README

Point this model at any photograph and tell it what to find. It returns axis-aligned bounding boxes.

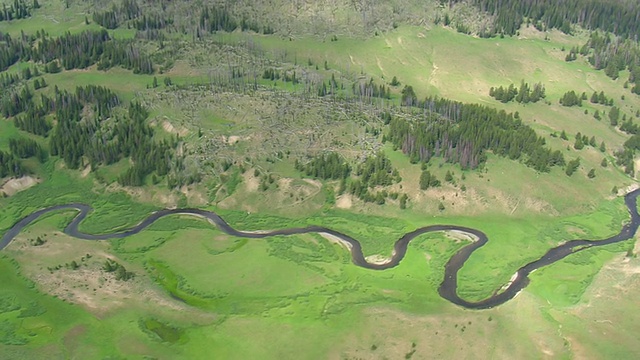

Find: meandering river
[2,188,639,309]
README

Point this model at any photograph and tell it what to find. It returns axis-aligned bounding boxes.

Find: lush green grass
[0,120,20,152]
[3,155,629,306]
[3,7,640,359]
[95,158,131,184]
[0,161,157,235]
[0,149,637,359]
[4,193,637,358]
[0,0,96,37]
[41,67,157,101]
[0,254,126,358]
[7,176,622,309]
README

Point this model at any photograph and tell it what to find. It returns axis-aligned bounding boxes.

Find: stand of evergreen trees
[0,85,32,117]
[559,91,582,107]
[452,0,640,39]
[385,96,564,172]
[419,170,440,190]
[133,14,173,31]
[354,153,401,187]
[295,152,350,180]
[589,91,613,106]
[197,5,273,37]
[0,150,26,178]
[9,137,46,162]
[571,32,640,93]
[0,81,177,186]
[262,68,298,83]
[92,0,141,29]
[489,81,545,103]
[614,121,640,175]
[0,29,154,74]
[13,107,50,136]
[0,0,38,22]
[296,152,401,205]
[48,94,175,186]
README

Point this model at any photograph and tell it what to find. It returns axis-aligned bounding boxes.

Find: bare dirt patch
[6,232,195,318]
[565,226,586,237]
[444,230,479,243]
[320,232,352,251]
[104,183,180,208]
[161,120,189,137]
[365,254,393,265]
[243,172,260,192]
[222,135,241,145]
[180,185,208,206]
[80,166,91,178]
[336,194,353,209]
[1,176,39,196]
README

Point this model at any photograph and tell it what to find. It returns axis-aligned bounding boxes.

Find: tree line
[0,0,38,22]
[196,4,273,37]
[0,150,25,178]
[388,96,564,172]
[92,0,141,29]
[451,0,640,39]
[0,29,154,75]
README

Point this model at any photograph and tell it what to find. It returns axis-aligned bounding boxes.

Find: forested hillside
[452,0,640,38]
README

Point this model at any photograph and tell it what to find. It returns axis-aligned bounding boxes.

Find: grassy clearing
[0,254,111,358]
[229,25,637,156]
[41,67,157,101]
[0,120,19,152]
[0,0,95,37]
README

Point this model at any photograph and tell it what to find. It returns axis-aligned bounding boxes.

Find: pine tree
[565,158,580,176]
[609,107,620,126]
[420,170,440,190]
[399,193,408,209]
[594,110,601,120]
[445,170,454,183]
[560,130,568,140]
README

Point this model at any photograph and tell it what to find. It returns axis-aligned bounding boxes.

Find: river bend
[2,188,639,309]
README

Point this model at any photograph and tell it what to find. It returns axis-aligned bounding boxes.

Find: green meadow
[1,158,638,358]
[1,0,640,358]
